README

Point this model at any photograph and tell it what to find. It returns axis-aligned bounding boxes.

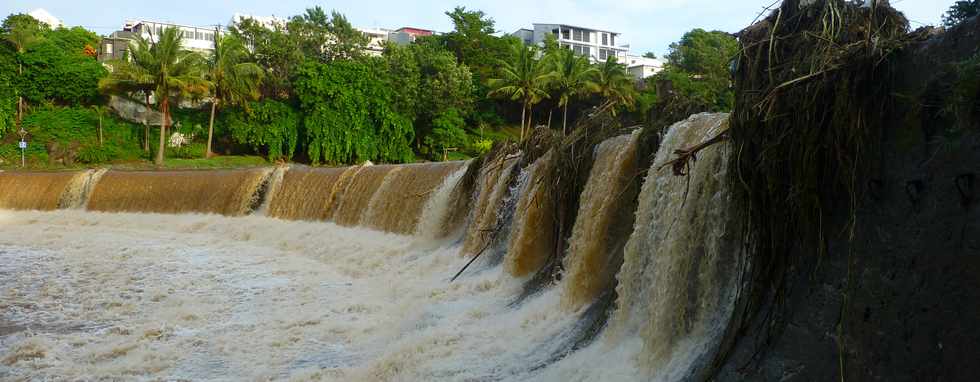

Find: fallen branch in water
[657,128,730,176]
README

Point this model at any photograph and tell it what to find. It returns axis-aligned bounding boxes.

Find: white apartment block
[125,20,222,53]
[513,23,629,64]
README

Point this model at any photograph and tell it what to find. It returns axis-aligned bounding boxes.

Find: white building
[28,8,63,28]
[357,27,394,56]
[126,20,221,53]
[512,23,629,63]
[230,13,287,30]
[625,55,664,81]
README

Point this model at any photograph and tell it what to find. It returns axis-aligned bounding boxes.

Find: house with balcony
[512,23,629,64]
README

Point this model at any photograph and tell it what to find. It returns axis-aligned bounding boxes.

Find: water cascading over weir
[0,111,746,380]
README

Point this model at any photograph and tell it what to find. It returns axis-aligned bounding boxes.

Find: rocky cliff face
[717,16,980,381]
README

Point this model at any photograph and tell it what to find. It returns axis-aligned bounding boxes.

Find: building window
[573,29,582,42]
[582,46,590,57]
[582,31,590,43]
[561,29,570,40]
[600,49,608,60]
[602,33,608,46]
[610,34,616,46]
[105,43,112,54]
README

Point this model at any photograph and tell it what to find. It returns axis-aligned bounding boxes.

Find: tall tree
[288,7,368,62]
[488,43,552,140]
[230,18,302,99]
[547,48,598,134]
[594,57,637,114]
[943,0,979,27]
[204,32,263,158]
[99,27,206,165]
[90,104,107,146]
[2,14,46,135]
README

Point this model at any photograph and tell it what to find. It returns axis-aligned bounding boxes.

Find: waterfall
[415,162,471,239]
[609,113,742,380]
[561,130,642,309]
[255,165,288,216]
[0,171,81,211]
[0,114,747,381]
[362,162,465,235]
[58,168,108,209]
[504,150,558,277]
[265,165,351,221]
[332,165,398,227]
[460,153,520,257]
[87,168,272,216]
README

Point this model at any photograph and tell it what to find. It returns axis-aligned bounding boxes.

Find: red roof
[396,27,433,36]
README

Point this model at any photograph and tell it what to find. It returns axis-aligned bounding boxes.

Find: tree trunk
[520,104,527,141]
[547,108,553,130]
[16,63,22,132]
[98,114,103,146]
[527,106,534,138]
[144,94,151,152]
[563,104,569,136]
[206,100,217,158]
[156,98,168,165]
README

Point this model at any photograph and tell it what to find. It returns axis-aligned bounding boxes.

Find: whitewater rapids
[0,210,639,381]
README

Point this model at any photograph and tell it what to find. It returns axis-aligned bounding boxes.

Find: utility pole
[18,128,27,168]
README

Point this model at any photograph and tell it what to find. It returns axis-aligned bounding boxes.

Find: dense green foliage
[223,100,299,161]
[0,105,143,166]
[639,29,738,126]
[0,45,15,135]
[204,33,264,157]
[294,59,414,164]
[943,0,979,27]
[19,36,106,105]
[3,6,713,168]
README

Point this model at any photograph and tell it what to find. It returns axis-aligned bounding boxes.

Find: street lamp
[17,128,27,168]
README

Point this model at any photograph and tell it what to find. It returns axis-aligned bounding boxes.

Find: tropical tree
[594,56,636,114]
[943,0,979,27]
[488,43,552,140]
[547,48,598,134]
[90,104,107,146]
[2,14,46,134]
[204,32,263,158]
[99,27,206,165]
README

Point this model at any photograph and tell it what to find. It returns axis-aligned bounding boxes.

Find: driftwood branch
[657,129,730,176]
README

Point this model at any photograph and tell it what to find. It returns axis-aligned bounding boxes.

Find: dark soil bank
[717,16,980,382]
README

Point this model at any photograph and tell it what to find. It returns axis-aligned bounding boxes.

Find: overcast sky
[3,0,951,56]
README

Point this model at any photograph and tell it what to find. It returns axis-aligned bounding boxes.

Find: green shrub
[76,145,120,164]
[224,100,300,161]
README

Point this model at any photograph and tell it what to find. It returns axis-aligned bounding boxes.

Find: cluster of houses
[26,8,664,82]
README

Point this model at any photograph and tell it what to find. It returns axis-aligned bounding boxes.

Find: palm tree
[100,27,207,165]
[90,105,108,146]
[594,56,637,115]
[547,48,598,135]
[204,31,263,158]
[3,15,44,135]
[488,43,552,141]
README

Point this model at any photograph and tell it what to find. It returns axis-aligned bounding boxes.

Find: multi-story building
[128,20,221,52]
[625,55,664,81]
[99,20,222,62]
[512,23,629,63]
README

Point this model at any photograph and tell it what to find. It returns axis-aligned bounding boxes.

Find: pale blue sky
[2,0,951,56]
